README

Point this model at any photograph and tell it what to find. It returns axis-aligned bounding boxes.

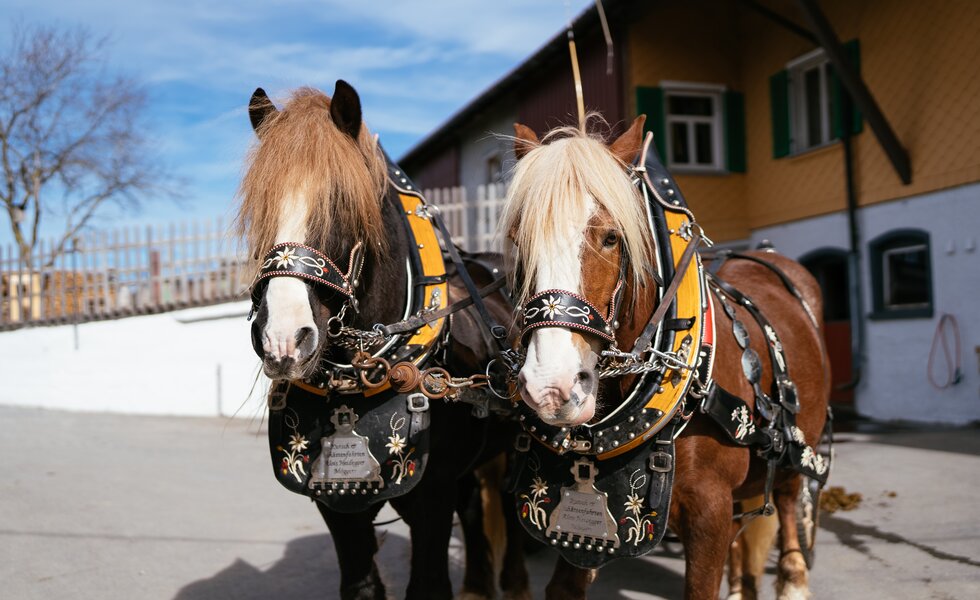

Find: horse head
[503,116,654,426]
[237,81,389,380]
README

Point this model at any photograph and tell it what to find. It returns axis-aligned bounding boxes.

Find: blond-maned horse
[501,117,829,599]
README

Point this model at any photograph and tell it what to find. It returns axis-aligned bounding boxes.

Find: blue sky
[3,0,590,241]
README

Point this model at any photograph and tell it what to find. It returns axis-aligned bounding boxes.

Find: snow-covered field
[0,302,269,418]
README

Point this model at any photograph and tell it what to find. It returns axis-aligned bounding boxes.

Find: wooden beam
[795,0,912,184]
[736,0,817,44]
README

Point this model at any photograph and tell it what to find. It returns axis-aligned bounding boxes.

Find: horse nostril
[576,370,592,383]
[295,326,313,345]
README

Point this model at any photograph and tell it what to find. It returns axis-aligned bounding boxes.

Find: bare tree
[0,23,168,267]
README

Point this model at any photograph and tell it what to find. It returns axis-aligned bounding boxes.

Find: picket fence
[0,184,507,330]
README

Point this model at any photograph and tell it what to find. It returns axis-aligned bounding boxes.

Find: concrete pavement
[1,405,978,599]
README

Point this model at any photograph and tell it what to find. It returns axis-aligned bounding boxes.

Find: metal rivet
[407,185,413,190]
[562,541,569,547]
[551,539,558,545]
[394,170,400,175]
[373,489,379,494]
[612,441,619,447]
[673,200,680,205]
[315,490,321,496]
[529,425,536,432]
[418,244,424,249]
[661,178,669,185]
[574,543,581,549]
[338,489,345,495]
[596,431,603,437]
[628,416,635,423]
[597,446,604,452]
[586,544,593,550]
[326,490,333,495]
[628,433,635,439]
[608,548,615,554]
[667,189,675,196]
[400,177,407,183]
[613,426,620,432]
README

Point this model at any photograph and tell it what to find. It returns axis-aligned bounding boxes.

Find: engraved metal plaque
[308,405,383,492]
[546,458,620,550]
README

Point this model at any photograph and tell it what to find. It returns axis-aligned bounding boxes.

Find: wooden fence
[0,219,250,331]
[0,184,507,331]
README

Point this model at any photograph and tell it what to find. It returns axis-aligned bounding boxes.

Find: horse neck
[604,274,659,407]
[348,192,409,331]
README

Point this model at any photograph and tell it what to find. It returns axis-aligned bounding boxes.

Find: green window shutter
[724,90,746,173]
[636,86,666,161]
[769,70,791,158]
[831,39,863,138]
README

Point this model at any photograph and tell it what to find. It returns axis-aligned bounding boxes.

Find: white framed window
[788,48,834,152]
[661,81,724,172]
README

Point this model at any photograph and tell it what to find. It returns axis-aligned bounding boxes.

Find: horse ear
[248,88,278,134]
[330,79,363,139]
[513,123,539,160]
[608,115,646,165]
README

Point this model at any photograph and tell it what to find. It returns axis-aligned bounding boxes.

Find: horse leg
[729,496,779,600]
[773,476,810,600]
[544,557,595,600]
[498,484,531,600]
[674,483,736,600]
[727,525,744,600]
[392,471,458,600]
[456,471,495,600]
[315,501,386,600]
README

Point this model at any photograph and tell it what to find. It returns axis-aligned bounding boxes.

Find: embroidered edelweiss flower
[530,477,549,499]
[274,247,297,269]
[542,295,564,320]
[791,426,807,445]
[624,493,644,514]
[288,433,309,452]
[386,433,407,455]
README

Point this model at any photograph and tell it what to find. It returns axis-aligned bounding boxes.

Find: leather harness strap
[380,277,507,337]
[629,230,701,357]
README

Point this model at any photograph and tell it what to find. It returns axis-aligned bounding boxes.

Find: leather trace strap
[251,242,360,308]
[521,289,615,345]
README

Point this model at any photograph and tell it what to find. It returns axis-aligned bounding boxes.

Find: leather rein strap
[629,228,701,357]
[380,276,507,337]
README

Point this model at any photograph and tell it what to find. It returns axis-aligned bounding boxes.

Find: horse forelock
[501,128,653,308]
[236,87,387,268]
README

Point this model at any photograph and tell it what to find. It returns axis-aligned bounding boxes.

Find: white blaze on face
[262,191,318,362]
[519,195,599,426]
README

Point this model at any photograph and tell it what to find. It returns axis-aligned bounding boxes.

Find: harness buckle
[514,433,532,452]
[649,450,673,473]
[407,393,429,413]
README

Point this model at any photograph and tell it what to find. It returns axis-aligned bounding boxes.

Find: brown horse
[237,82,526,600]
[501,117,830,599]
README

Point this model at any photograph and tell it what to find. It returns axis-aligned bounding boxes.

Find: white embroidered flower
[624,493,644,515]
[274,247,297,269]
[530,477,549,500]
[386,433,407,456]
[791,426,807,445]
[288,433,309,452]
[542,295,564,320]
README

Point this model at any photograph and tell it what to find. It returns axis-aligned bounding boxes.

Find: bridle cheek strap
[520,289,616,346]
[250,242,360,307]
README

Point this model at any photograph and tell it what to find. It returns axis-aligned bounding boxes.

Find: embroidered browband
[521,289,615,345]
[251,242,356,306]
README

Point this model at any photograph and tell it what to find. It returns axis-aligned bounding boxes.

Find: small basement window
[869,229,933,319]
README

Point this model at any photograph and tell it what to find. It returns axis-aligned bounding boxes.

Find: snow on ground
[0,301,269,418]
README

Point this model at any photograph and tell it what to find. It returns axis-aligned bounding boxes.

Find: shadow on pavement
[174,534,339,600]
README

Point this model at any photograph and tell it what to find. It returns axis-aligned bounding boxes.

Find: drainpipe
[839,101,864,391]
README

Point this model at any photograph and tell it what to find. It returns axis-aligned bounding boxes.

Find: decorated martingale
[509,145,713,568]
[263,157,452,512]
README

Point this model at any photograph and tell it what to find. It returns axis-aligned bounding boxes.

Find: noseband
[250,241,366,318]
[520,279,624,347]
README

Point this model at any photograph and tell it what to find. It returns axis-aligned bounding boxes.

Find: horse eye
[602,231,619,248]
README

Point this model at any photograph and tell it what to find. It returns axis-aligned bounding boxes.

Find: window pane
[670,122,689,164]
[668,95,713,116]
[804,67,822,146]
[884,246,929,307]
[695,123,713,165]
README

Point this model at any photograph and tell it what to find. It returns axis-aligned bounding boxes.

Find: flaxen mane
[236,87,387,264]
[500,126,654,307]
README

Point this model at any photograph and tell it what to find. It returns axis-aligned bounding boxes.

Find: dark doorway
[800,248,853,404]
